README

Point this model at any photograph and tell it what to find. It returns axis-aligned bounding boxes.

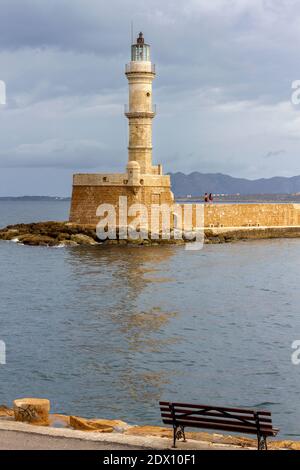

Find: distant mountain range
[169,172,300,196]
[2,173,300,200]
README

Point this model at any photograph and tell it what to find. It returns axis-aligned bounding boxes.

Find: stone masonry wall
[69,185,174,226]
[201,203,300,228]
[70,187,300,229]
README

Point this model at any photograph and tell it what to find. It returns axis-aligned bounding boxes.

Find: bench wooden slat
[162,418,276,437]
[159,401,271,416]
[161,412,273,425]
[162,415,274,431]
[160,409,272,424]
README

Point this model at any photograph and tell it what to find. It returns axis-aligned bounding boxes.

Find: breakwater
[1,221,300,246]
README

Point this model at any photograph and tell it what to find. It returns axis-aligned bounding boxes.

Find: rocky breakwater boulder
[0,222,189,247]
[0,221,100,247]
[0,405,14,418]
[204,226,300,244]
[2,221,300,247]
[13,398,50,426]
[70,234,99,245]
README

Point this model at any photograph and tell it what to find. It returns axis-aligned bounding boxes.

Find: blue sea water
[0,200,300,438]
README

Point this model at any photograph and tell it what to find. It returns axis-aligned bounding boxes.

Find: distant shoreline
[0,196,71,201]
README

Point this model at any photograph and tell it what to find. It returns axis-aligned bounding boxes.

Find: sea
[0,200,299,438]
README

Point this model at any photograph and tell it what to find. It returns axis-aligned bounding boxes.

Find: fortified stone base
[69,173,174,226]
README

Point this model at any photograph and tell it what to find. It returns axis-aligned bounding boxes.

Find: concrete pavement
[0,429,145,450]
[0,419,251,450]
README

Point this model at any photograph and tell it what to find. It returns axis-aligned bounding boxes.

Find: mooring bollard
[13,398,50,426]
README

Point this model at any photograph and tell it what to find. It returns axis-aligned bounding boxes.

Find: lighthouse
[125,32,156,175]
[69,32,174,225]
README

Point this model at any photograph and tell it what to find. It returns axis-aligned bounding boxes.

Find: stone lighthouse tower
[69,32,174,226]
[125,32,156,175]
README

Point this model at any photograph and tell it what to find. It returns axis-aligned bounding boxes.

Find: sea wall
[200,203,300,228]
[1,402,299,450]
[1,222,300,246]
[71,193,300,229]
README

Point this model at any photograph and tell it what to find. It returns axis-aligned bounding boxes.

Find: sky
[0,0,299,196]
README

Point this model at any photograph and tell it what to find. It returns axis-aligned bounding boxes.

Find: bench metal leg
[180,425,186,442]
[257,434,267,451]
[172,426,178,448]
[172,425,186,448]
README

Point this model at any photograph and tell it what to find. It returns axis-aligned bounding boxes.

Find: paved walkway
[0,429,145,450]
[0,420,250,451]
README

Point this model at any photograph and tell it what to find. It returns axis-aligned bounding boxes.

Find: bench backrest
[159,401,275,437]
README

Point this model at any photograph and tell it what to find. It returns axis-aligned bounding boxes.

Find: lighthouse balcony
[125,63,155,74]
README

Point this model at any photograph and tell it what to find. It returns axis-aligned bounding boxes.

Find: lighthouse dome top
[131,32,150,62]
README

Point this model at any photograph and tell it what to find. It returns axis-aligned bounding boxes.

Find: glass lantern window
[131,45,150,61]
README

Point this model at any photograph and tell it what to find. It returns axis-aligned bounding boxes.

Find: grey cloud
[0,0,298,102]
[0,139,112,168]
[264,149,285,159]
[0,0,299,197]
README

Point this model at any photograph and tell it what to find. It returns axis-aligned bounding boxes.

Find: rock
[125,426,256,447]
[69,416,114,432]
[289,441,300,450]
[3,220,300,248]
[57,233,71,241]
[0,222,102,247]
[269,440,300,450]
[172,239,185,245]
[0,229,19,241]
[58,240,78,247]
[90,418,130,432]
[126,426,295,449]
[118,239,128,245]
[13,398,50,426]
[0,405,14,417]
[103,239,119,245]
[70,234,99,245]
[127,238,144,245]
[81,230,99,242]
[18,234,56,246]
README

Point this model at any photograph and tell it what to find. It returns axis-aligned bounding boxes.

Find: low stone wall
[202,203,300,228]
[176,202,300,228]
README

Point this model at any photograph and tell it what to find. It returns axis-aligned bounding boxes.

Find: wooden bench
[159,401,279,450]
